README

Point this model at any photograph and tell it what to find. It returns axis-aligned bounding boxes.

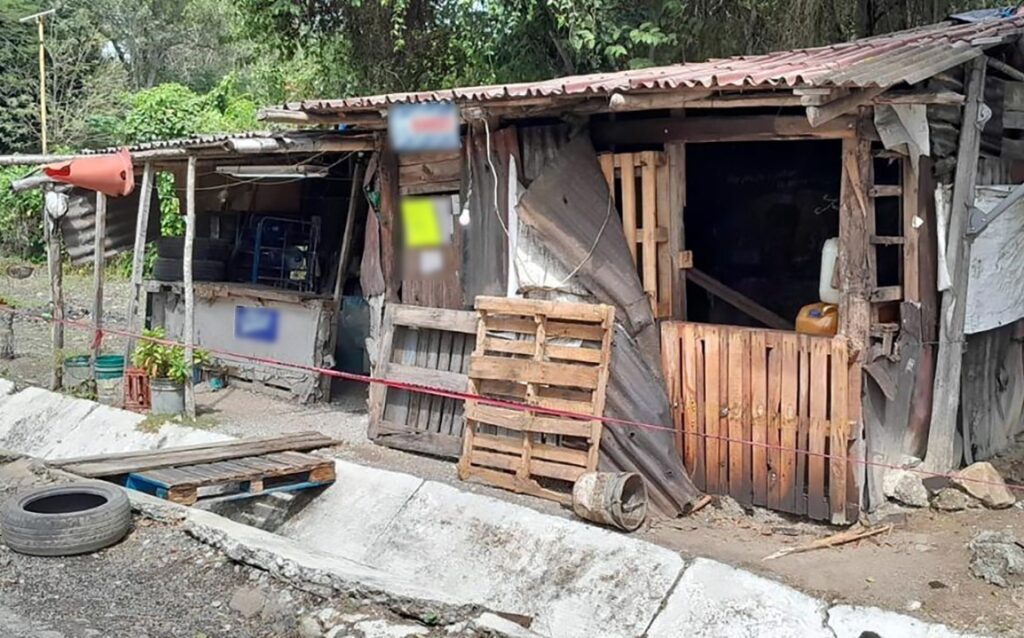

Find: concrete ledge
[646,558,832,638]
[828,605,985,638]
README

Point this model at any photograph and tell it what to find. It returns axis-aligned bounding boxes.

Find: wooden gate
[661,322,853,523]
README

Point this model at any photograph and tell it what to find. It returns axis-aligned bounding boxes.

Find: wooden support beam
[987,57,1024,82]
[44,192,65,390]
[333,160,365,305]
[807,88,887,128]
[123,163,154,375]
[184,155,197,420]
[90,192,107,381]
[873,90,965,105]
[838,134,873,361]
[608,90,713,112]
[925,56,987,473]
[687,267,793,330]
[592,115,857,147]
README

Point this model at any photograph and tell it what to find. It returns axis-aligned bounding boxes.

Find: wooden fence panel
[662,321,853,522]
[599,151,673,317]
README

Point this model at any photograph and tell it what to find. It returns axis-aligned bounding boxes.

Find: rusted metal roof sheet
[273,16,1024,115]
[81,132,275,155]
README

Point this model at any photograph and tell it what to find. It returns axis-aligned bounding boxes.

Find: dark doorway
[685,140,842,327]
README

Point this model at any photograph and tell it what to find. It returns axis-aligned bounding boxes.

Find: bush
[131,327,210,384]
[0,167,44,261]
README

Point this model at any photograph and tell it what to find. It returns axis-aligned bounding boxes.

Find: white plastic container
[819,237,841,304]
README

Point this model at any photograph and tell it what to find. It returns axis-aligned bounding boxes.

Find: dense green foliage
[0,0,1010,259]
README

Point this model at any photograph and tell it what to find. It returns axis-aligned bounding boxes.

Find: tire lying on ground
[0,481,132,556]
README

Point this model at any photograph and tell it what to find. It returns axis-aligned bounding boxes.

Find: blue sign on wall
[234,306,279,343]
[388,102,460,153]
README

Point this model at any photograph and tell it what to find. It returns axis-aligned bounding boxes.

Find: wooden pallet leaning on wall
[599,151,674,318]
[661,322,852,523]
[368,304,479,459]
[458,296,615,503]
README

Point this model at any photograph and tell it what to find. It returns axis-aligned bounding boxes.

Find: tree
[0,0,43,154]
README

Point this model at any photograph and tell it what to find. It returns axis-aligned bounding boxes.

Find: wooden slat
[599,154,615,205]
[385,362,468,393]
[482,336,603,364]
[620,153,638,262]
[830,338,850,522]
[472,433,589,467]
[779,334,799,512]
[475,296,613,323]
[681,323,700,483]
[693,325,707,490]
[390,304,479,334]
[795,336,810,516]
[902,159,921,303]
[869,286,903,302]
[766,332,783,510]
[661,322,684,455]
[469,355,600,390]
[750,330,768,507]
[703,325,722,494]
[641,151,659,311]
[57,433,337,478]
[465,403,594,438]
[808,338,830,520]
[483,316,606,342]
[727,329,746,501]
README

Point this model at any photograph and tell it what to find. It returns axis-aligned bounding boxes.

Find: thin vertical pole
[45,195,63,390]
[184,156,197,419]
[90,192,107,380]
[37,17,47,154]
[124,164,154,358]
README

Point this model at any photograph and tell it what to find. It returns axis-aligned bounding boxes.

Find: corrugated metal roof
[272,16,1024,115]
[82,132,275,155]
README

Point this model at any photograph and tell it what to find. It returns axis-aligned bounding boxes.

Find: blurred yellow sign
[401,197,443,248]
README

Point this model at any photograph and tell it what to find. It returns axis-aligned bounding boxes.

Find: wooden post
[333,160,366,305]
[124,164,155,364]
[184,156,197,419]
[44,194,64,390]
[378,146,401,303]
[925,56,987,472]
[90,192,107,380]
[0,306,13,360]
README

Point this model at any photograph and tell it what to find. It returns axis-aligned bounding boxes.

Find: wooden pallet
[368,304,478,459]
[599,151,676,318]
[661,322,851,523]
[457,296,615,503]
[123,451,336,505]
[54,432,338,478]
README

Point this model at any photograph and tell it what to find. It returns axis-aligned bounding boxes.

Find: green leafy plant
[131,327,210,384]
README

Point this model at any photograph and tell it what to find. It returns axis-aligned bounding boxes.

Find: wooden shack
[258,14,1024,521]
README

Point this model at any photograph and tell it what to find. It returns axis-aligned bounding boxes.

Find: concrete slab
[828,605,985,638]
[276,459,425,561]
[0,387,228,460]
[366,480,684,638]
[0,387,99,455]
[0,378,15,396]
[646,558,831,638]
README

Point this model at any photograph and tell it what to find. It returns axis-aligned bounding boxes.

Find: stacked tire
[152,237,230,282]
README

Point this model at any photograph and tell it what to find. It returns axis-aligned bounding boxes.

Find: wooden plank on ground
[56,433,338,478]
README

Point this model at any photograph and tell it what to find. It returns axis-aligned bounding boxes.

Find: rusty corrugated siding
[272,16,1024,116]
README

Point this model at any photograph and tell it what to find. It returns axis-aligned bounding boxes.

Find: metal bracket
[967,180,1024,235]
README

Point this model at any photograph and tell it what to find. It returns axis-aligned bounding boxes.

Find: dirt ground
[3,258,1024,637]
[0,457,450,638]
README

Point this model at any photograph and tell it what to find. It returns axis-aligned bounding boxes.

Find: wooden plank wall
[598,151,674,318]
[662,321,852,523]
[368,304,479,458]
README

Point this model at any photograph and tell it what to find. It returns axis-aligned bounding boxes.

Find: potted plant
[131,328,209,415]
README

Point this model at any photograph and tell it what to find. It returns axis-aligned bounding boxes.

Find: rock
[952,462,1016,509]
[228,587,266,619]
[931,487,974,511]
[298,615,323,638]
[883,469,929,507]
[905,600,922,611]
[967,531,1024,588]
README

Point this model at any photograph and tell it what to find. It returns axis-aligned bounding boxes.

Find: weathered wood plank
[750,330,768,507]
[703,325,722,493]
[620,153,638,262]
[779,333,799,512]
[727,329,746,501]
[808,338,829,520]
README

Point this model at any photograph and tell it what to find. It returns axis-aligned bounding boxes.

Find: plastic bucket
[150,377,185,415]
[571,472,648,532]
[63,355,91,386]
[95,354,125,380]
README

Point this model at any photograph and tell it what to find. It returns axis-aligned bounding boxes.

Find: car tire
[152,257,183,281]
[0,482,132,556]
[156,237,231,261]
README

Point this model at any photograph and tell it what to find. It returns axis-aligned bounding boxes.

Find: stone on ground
[228,587,267,618]
[930,487,976,512]
[967,531,1024,588]
[952,462,1016,509]
[883,469,929,507]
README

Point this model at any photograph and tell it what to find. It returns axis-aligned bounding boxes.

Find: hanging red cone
[43,148,135,197]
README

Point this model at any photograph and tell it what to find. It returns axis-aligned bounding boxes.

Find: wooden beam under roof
[592,114,857,146]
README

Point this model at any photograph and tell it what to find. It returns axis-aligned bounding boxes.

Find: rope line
[5,307,1023,496]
